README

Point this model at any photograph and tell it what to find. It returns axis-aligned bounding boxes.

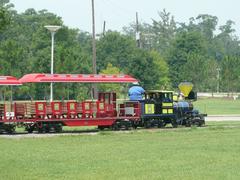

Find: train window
[161,93,173,102]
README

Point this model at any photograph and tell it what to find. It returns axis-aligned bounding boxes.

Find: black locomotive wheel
[171,119,178,128]
[157,120,164,128]
[185,120,191,127]
[192,117,203,127]
[199,120,205,127]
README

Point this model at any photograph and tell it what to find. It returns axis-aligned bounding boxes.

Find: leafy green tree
[149,50,170,89]
[203,59,219,92]
[221,56,240,92]
[195,14,218,41]
[127,49,163,90]
[0,7,94,99]
[167,30,207,87]
[0,0,12,31]
[123,9,176,54]
[98,63,124,98]
[96,31,136,72]
[215,20,240,57]
[181,53,208,91]
[151,9,176,55]
[97,31,170,90]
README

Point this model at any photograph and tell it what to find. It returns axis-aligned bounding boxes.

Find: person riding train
[128,82,145,100]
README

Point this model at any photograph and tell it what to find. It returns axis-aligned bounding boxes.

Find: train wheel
[132,122,138,129]
[38,125,47,133]
[192,117,202,127]
[98,126,105,131]
[27,129,34,133]
[45,127,50,133]
[124,120,132,130]
[25,124,35,133]
[36,122,44,133]
[171,119,178,128]
[157,121,164,128]
[5,124,16,134]
[111,123,120,131]
[125,124,129,130]
[0,123,4,134]
[185,120,191,127]
[197,117,205,127]
[43,123,50,133]
[199,120,205,127]
[37,127,43,133]
[55,123,63,133]
[144,121,151,129]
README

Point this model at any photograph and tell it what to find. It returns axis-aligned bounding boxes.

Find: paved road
[205,115,240,121]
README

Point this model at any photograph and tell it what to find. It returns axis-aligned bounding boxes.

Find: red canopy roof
[0,76,21,85]
[19,74,138,83]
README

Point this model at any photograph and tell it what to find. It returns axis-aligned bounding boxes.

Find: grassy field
[193,98,240,115]
[1,122,240,180]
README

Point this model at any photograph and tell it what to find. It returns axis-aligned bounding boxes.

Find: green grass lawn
[1,122,240,180]
[193,98,240,115]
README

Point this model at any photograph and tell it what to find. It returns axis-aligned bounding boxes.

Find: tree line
[0,0,239,100]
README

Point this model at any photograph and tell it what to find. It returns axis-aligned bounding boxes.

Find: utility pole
[136,12,141,48]
[91,0,98,98]
[103,21,106,37]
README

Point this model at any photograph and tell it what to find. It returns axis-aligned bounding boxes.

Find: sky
[10,0,240,35]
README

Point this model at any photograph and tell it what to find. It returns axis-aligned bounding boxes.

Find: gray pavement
[205,115,240,121]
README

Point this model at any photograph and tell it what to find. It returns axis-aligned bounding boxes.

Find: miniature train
[0,74,206,133]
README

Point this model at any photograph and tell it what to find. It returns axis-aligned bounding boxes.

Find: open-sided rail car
[0,76,22,133]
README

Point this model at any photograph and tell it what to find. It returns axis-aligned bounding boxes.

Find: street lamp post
[217,67,221,93]
[44,25,61,102]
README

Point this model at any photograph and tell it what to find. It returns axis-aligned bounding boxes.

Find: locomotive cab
[140,90,176,128]
[142,90,174,116]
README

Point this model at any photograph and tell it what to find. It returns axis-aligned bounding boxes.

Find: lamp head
[44,25,62,32]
